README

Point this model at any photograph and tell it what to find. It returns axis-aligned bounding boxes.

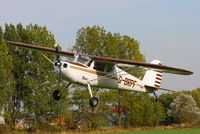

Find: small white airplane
[6,41,193,107]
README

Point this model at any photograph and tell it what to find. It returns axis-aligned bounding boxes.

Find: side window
[94,62,106,72]
[63,63,68,68]
[106,64,114,73]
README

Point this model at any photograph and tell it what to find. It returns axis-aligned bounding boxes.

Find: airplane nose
[54,62,68,73]
[54,62,62,73]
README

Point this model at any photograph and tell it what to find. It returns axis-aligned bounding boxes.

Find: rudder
[142,60,163,88]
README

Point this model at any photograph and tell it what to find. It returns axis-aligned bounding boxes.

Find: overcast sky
[1,0,199,91]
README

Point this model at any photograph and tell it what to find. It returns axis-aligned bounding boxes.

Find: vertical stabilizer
[142,60,163,88]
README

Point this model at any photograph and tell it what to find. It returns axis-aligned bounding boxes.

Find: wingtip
[5,40,9,43]
[184,70,193,75]
[189,71,194,75]
[5,41,14,44]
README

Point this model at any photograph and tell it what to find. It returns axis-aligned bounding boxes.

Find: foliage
[72,26,147,128]
[0,26,15,126]
[69,85,107,129]
[71,25,166,128]
[2,23,70,128]
[189,88,200,108]
[73,26,145,78]
[121,92,165,127]
[158,92,179,125]
[74,26,145,61]
[0,26,4,92]
[168,93,200,124]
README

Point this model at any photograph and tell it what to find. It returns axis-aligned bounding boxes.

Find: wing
[90,56,193,75]
[6,41,75,56]
[6,41,193,75]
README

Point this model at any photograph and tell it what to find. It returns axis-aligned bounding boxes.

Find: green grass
[100,128,200,134]
[2,128,200,134]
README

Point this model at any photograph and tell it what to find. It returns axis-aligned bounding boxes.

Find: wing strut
[39,52,54,64]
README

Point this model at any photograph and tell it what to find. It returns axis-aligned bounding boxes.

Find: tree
[122,93,165,127]
[0,26,16,126]
[73,26,145,127]
[3,23,70,128]
[71,26,167,128]
[0,26,4,91]
[158,92,179,125]
[74,26,145,61]
[168,93,200,124]
[191,88,200,108]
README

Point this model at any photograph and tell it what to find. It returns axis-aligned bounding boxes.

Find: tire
[53,90,61,100]
[89,96,99,107]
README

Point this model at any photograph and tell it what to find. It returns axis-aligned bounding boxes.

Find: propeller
[53,43,62,101]
[54,44,62,77]
[55,45,60,62]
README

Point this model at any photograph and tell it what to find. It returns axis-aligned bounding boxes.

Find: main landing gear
[87,83,99,107]
[89,96,99,107]
[53,82,98,107]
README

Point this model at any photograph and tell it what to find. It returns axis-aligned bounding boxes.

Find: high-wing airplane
[6,41,193,107]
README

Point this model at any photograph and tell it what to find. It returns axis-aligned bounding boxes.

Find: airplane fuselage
[55,60,148,93]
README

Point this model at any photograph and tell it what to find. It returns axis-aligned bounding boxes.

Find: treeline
[0,23,199,131]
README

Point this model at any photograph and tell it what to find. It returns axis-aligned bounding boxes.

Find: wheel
[53,90,61,100]
[89,96,99,107]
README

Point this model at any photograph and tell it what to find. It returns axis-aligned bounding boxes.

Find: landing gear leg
[153,92,158,102]
[53,83,72,101]
[87,83,99,107]
[66,83,72,89]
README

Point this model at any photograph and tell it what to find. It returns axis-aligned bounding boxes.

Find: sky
[0,0,199,91]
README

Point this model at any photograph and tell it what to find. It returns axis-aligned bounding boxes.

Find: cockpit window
[106,64,114,72]
[93,62,114,73]
[94,62,106,72]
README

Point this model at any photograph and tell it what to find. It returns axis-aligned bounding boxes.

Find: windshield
[76,55,91,64]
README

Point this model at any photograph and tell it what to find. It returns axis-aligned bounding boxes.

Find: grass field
[1,128,200,134]
[100,128,200,134]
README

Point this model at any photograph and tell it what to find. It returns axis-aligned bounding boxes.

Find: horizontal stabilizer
[145,85,176,92]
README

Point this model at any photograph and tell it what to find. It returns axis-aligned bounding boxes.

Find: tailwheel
[153,92,158,102]
[53,90,62,100]
[89,96,99,107]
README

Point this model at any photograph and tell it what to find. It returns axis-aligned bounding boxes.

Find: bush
[168,93,200,124]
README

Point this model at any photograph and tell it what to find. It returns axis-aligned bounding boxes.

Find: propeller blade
[55,46,60,62]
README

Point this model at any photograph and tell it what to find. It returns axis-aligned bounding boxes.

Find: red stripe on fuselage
[154,84,160,88]
[156,77,162,81]
[155,81,161,84]
[157,74,162,77]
